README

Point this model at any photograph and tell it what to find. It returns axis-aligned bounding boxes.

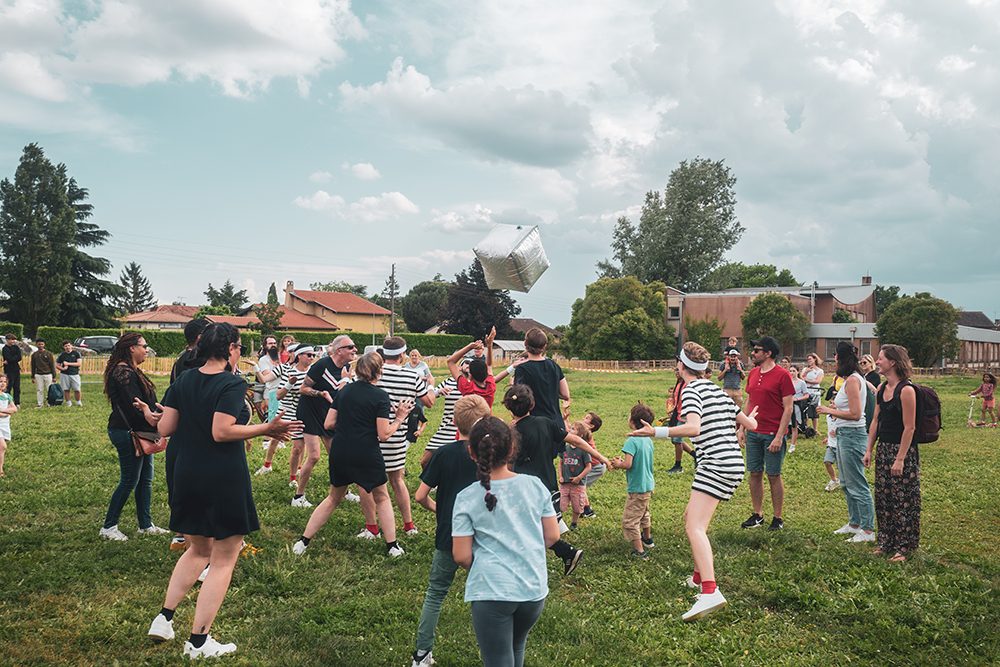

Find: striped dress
[276,363,308,440]
[377,363,429,472]
[680,379,746,501]
[425,377,460,452]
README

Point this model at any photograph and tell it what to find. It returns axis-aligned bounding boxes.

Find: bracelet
[506,365,516,376]
[653,426,670,439]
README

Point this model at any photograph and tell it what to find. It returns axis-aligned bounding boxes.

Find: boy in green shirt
[611,403,656,559]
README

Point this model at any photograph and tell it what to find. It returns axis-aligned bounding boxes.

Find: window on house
[861,340,871,356]
[668,306,680,319]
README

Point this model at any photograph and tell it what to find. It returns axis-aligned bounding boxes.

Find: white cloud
[294,190,419,223]
[342,161,381,180]
[308,170,333,183]
[937,55,976,73]
[0,52,70,102]
[427,204,496,232]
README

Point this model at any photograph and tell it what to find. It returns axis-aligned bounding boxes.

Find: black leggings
[471,599,545,667]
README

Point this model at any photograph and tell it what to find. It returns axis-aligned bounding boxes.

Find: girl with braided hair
[452,416,559,667]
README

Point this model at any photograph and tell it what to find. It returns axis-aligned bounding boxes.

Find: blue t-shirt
[452,474,555,603]
[622,436,655,493]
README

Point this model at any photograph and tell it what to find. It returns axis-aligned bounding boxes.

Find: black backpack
[47,382,64,406]
[910,381,942,444]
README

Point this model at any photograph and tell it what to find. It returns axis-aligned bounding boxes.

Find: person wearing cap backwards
[740,336,795,531]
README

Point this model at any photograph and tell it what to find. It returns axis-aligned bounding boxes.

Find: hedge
[33,326,259,356]
[35,326,120,345]
[0,321,24,340]
[277,331,474,357]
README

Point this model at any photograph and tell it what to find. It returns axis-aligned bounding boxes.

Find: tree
[370,273,400,310]
[253,302,283,337]
[115,262,156,314]
[401,279,450,332]
[875,292,959,367]
[266,282,279,306]
[566,277,675,361]
[204,280,248,311]
[0,144,78,334]
[442,259,520,338]
[701,262,799,291]
[684,315,724,356]
[741,293,810,351]
[57,178,125,328]
[596,157,743,291]
[874,285,903,318]
[832,308,857,323]
[194,305,233,318]
[309,280,369,298]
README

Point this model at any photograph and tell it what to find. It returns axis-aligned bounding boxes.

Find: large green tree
[597,157,743,291]
[116,261,156,314]
[874,284,903,317]
[442,259,520,338]
[58,179,124,328]
[0,144,78,334]
[875,292,959,367]
[684,315,724,356]
[566,277,675,361]
[266,282,279,306]
[401,278,449,332]
[741,292,810,351]
[204,280,248,311]
[309,280,369,297]
[701,262,799,291]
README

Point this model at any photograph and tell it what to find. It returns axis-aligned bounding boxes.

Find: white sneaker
[833,523,860,535]
[682,589,727,622]
[356,528,380,540]
[137,524,169,536]
[344,491,361,503]
[262,439,270,450]
[147,613,174,642]
[254,465,272,476]
[182,635,237,660]
[292,540,308,555]
[276,441,286,449]
[405,526,419,536]
[99,525,128,541]
[412,650,435,667]
[848,531,876,543]
[291,496,312,508]
[788,443,796,452]
[198,565,210,582]
[388,544,405,558]
[824,479,841,492]
[289,480,298,489]
[684,575,700,590]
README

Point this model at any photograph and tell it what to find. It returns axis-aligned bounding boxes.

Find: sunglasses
[337,345,357,351]
[752,347,764,353]
[302,353,316,358]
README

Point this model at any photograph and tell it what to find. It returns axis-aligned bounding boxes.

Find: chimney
[284,281,294,308]
[861,275,872,286]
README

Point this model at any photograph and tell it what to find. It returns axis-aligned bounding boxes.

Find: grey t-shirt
[560,445,591,483]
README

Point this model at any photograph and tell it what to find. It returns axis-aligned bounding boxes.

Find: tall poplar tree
[116,262,157,314]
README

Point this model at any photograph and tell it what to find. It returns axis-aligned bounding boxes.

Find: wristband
[653,426,670,439]
[506,365,516,376]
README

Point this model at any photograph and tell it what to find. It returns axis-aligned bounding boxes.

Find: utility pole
[389,263,396,336]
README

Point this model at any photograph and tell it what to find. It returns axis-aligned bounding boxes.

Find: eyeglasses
[752,347,764,353]
[303,353,316,358]
[337,345,357,351]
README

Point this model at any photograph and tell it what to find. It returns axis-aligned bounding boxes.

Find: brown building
[284,282,391,335]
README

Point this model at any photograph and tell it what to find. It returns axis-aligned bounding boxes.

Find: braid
[477,433,498,511]
[469,416,515,512]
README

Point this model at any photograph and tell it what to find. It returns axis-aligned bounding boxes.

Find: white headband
[382,343,407,356]
[680,349,709,371]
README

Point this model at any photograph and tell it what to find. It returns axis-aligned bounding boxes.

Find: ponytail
[468,416,517,512]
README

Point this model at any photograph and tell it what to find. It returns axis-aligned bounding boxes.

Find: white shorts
[0,422,10,440]
[60,375,81,391]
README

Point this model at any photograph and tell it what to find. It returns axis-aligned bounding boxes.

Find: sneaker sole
[564,549,584,576]
[148,631,173,643]
[742,523,763,529]
[682,598,727,622]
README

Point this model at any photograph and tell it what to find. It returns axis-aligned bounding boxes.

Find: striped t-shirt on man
[377,363,429,472]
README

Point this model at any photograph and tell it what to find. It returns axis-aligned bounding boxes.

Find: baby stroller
[792,395,816,438]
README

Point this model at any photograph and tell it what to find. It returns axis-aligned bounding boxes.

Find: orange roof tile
[291,290,391,316]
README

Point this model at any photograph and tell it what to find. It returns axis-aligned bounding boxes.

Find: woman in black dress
[293,351,413,558]
[146,324,301,660]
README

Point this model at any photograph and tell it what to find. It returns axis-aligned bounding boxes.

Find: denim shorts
[745,430,787,476]
[824,446,837,464]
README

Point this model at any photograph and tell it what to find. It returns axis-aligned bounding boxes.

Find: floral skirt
[874,440,921,555]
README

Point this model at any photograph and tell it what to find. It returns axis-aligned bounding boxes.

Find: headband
[294,345,314,358]
[382,343,407,356]
[680,349,709,371]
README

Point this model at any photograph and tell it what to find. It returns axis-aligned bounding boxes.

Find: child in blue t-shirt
[611,403,656,558]
[0,374,16,477]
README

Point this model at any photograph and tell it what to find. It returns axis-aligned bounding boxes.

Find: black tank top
[876,381,909,443]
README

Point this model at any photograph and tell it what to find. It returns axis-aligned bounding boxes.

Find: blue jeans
[745,431,787,476]
[471,599,546,667]
[103,428,154,530]
[415,549,461,651]
[835,426,875,531]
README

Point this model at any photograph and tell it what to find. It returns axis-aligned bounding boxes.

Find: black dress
[163,369,258,539]
[328,381,391,492]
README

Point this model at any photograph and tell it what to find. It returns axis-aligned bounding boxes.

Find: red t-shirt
[458,375,497,407]
[745,365,795,434]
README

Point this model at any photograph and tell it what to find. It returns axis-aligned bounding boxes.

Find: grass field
[0,371,998,666]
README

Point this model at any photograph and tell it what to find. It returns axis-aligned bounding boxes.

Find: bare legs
[685,491,721,582]
[296,436,323,496]
[748,472,784,519]
[302,484,397,544]
[162,534,244,635]
[386,469,413,526]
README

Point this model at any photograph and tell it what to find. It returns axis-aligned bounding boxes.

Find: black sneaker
[741,513,764,529]
[641,536,655,549]
[581,507,597,519]
[630,549,650,560]
[563,548,584,576]
[667,464,683,475]
[767,517,784,531]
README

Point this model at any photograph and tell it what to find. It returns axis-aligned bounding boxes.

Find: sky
[1,0,998,326]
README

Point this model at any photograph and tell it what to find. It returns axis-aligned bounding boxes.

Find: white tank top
[831,373,867,429]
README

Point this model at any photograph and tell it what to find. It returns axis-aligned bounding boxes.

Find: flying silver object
[473,224,550,293]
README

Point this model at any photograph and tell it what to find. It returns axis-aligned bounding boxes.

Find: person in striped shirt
[631,342,759,622]
[255,344,309,479]
[377,336,436,536]
[419,374,458,469]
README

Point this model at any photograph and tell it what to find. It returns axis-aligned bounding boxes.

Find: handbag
[114,401,167,457]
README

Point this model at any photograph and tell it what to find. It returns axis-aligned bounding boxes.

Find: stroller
[792,395,816,438]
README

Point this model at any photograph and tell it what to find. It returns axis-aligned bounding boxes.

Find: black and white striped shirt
[276,364,309,416]
[680,379,745,498]
[426,377,460,451]
[377,363,429,471]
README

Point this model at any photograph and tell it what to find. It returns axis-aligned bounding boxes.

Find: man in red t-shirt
[741,336,795,531]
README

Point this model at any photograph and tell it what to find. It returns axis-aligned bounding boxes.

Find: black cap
[749,336,781,358]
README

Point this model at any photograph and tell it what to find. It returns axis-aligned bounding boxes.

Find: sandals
[872,547,884,556]
[889,552,907,563]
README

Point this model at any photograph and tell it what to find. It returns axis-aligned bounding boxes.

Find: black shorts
[329,445,387,492]
[297,396,332,438]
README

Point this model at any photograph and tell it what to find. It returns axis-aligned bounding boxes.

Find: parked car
[73,335,118,354]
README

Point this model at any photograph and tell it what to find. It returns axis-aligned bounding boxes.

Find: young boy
[446,327,497,407]
[559,422,593,529]
[503,384,611,575]
[0,374,17,476]
[822,402,840,492]
[611,403,656,559]
[578,411,603,518]
[411,395,492,667]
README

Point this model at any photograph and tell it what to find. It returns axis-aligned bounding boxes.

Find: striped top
[276,364,309,417]
[426,377,460,450]
[680,379,744,468]
[377,363,429,471]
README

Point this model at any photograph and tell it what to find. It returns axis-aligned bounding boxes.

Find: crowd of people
[0,319,936,665]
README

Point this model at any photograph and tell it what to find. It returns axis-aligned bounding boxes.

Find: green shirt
[621,436,655,494]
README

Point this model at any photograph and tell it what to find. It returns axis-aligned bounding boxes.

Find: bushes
[35,326,119,344]
[33,326,259,356]
[0,321,24,340]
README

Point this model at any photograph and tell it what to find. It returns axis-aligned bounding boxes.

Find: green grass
[0,372,998,666]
